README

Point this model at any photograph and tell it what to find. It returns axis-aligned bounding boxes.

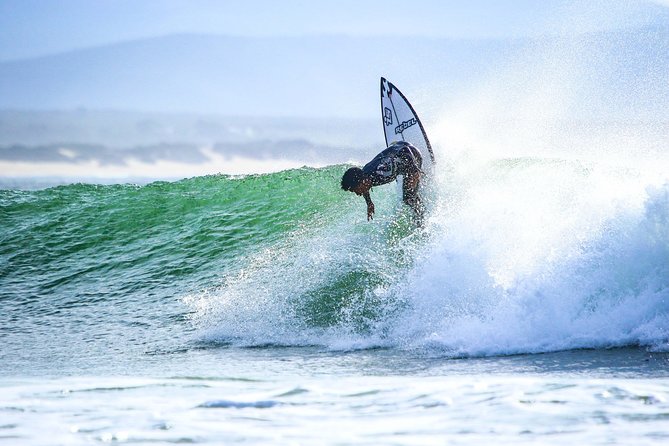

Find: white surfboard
[380,77,435,172]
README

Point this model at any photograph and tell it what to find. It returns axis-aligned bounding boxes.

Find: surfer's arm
[363,191,375,221]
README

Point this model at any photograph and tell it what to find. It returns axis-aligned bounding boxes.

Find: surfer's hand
[367,202,375,221]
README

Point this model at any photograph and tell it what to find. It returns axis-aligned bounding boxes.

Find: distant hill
[0,28,666,120]
[0,34,516,118]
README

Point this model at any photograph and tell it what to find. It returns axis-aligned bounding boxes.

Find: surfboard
[380,77,435,172]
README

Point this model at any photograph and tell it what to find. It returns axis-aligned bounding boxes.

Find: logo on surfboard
[395,118,417,135]
[383,107,393,126]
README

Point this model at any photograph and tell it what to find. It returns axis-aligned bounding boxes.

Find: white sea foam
[388,159,669,356]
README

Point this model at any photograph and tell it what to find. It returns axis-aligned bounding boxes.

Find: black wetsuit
[362,141,422,187]
[363,141,423,220]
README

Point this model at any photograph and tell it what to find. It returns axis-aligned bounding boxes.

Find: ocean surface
[1,158,669,445]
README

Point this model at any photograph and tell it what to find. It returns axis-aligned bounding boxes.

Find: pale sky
[1,0,667,61]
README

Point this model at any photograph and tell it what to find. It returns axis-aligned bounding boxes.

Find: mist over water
[396,7,669,355]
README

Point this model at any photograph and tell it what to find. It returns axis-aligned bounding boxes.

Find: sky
[1,0,668,61]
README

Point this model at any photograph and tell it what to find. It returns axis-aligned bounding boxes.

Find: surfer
[341,140,424,223]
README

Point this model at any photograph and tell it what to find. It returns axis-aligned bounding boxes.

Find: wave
[2,158,668,356]
[0,167,346,315]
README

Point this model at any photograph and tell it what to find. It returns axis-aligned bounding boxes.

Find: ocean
[1,155,668,444]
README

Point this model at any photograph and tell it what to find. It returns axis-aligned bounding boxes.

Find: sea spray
[390,159,669,356]
[186,175,422,348]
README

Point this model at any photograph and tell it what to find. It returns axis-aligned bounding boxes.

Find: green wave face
[0,166,418,343]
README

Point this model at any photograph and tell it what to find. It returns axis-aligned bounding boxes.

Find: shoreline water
[1,347,668,445]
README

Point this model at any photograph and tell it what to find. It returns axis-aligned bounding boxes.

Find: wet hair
[341,167,365,191]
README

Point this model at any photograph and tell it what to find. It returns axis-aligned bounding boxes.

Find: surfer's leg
[403,173,424,225]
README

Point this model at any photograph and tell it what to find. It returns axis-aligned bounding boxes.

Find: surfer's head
[341,167,369,195]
